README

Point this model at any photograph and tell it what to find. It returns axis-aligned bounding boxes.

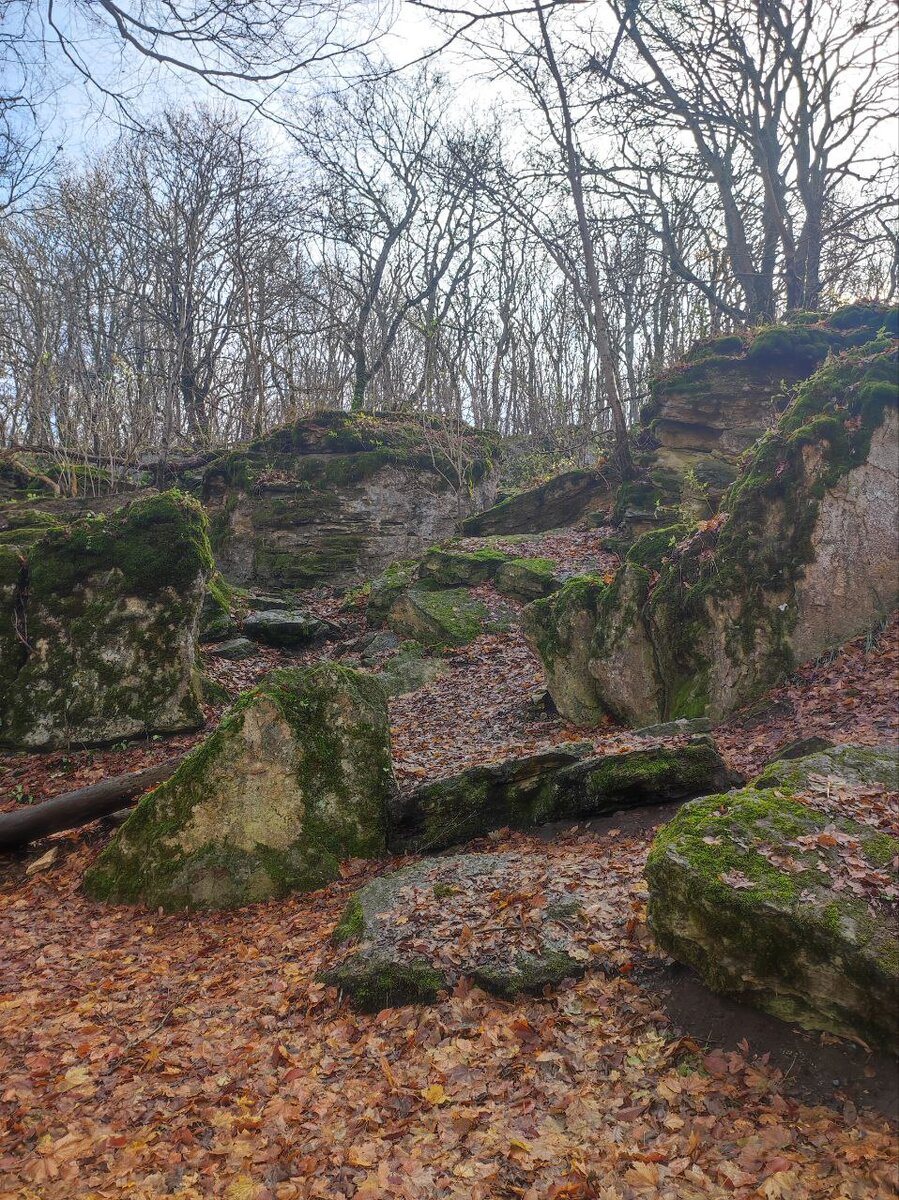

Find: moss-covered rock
[242,608,330,648]
[461,469,613,536]
[387,586,512,647]
[201,410,500,589]
[418,545,509,587]
[753,744,898,792]
[390,738,737,852]
[321,854,598,1010]
[551,736,739,819]
[647,788,899,1050]
[531,339,899,726]
[199,572,235,642]
[207,637,257,661]
[366,559,419,623]
[0,490,212,749]
[522,576,609,726]
[494,556,560,600]
[371,641,448,697]
[389,746,590,851]
[83,665,393,910]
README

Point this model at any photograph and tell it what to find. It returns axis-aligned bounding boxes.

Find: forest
[0,1,898,1198]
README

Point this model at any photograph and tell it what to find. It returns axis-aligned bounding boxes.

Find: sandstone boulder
[0,490,211,749]
[647,788,898,1050]
[387,586,514,647]
[242,608,331,648]
[460,469,612,537]
[83,665,393,910]
[753,744,898,791]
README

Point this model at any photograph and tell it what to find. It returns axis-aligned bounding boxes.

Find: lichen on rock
[83,664,394,910]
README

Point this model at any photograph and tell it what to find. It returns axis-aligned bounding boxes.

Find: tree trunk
[0,759,182,850]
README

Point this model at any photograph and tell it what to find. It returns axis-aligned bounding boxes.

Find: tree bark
[0,759,182,851]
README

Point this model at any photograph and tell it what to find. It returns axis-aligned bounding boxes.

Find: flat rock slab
[242,609,329,647]
[207,637,257,661]
[754,744,898,791]
[321,851,617,1010]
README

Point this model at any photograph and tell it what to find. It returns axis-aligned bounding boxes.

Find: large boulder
[391,737,738,852]
[460,469,612,537]
[528,339,899,726]
[0,490,212,749]
[647,788,899,1051]
[83,665,393,910]
[202,411,500,589]
[322,852,611,1010]
[242,608,330,648]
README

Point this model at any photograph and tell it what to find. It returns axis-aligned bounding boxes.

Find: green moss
[0,527,53,546]
[3,508,62,530]
[83,665,391,909]
[28,490,212,598]
[686,334,746,361]
[648,786,899,1046]
[332,895,365,944]
[746,324,838,370]
[471,950,585,999]
[319,956,447,1011]
[625,524,689,571]
[419,546,509,587]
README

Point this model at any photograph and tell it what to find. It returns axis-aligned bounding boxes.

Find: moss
[746,324,838,371]
[3,508,62,530]
[471,950,585,999]
[685,334,746,361]
[319,956,447,1011]
[419,546,509,587]
[625,524,689,572]
[388,586,490,647]
[432,882,457,899]
[526,574,607,670]
[647,787,899,1046]
[0,526,53,546]
[642,340,898,717]
[332,895,365,944]
[28,490,212,598]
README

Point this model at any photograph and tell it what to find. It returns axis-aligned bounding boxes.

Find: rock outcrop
[202,410,500,590]
[0,490,212,749]
[527,339,899,726]
[647,786,898,1051]
[83,665,393,910]
[626,303,899,534]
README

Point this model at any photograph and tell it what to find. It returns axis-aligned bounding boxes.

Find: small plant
[12,783,36,805]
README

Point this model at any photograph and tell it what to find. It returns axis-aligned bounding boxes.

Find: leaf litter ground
[1,554,898,1198]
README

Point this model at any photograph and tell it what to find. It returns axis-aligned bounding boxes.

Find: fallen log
[0,758,182,851]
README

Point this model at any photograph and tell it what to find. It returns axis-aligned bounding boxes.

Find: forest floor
[1,535,898,1198]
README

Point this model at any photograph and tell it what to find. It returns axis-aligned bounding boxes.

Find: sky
[17,0,516,164]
